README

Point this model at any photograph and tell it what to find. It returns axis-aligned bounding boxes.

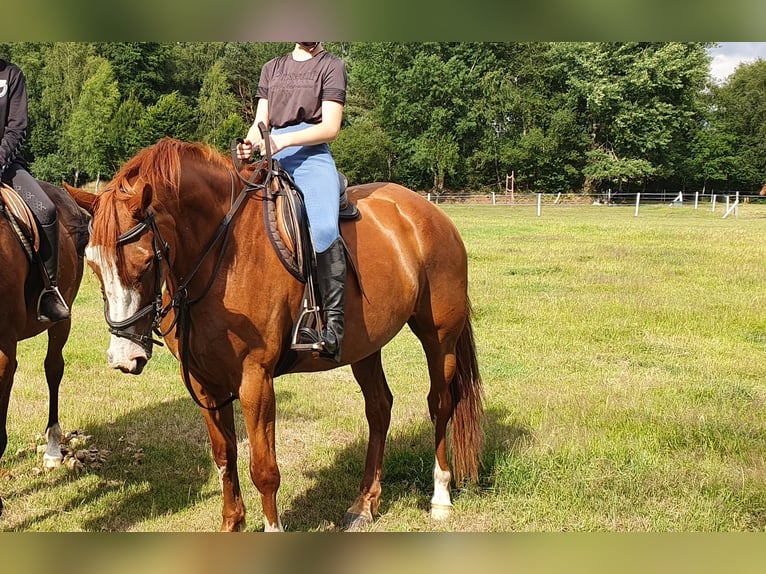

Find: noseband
[104,209,169,357]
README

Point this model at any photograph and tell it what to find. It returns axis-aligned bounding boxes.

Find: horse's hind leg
[42,323,70,468]
[345,350,393,530]
[408,320,460,520]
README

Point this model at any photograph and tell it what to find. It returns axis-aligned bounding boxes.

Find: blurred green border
[6,0,766,41]
[3,533,766,574]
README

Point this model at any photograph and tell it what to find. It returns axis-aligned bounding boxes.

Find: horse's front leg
[0,341,18,517]
[199,391,246,532]
[345,351,393,530]
[239,365,282,531]
[42,324,69,468]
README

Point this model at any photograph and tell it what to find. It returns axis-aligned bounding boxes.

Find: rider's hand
[236,139,254,161]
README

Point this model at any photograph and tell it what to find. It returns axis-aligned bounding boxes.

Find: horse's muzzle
[107,345,149,375]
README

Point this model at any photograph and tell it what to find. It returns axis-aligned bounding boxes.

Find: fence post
[723,196,739,219]
[694,191,699,209]
[492,192,496,205]
[711,194,716,212]
[634,193,641,217]
[537,193,542,217]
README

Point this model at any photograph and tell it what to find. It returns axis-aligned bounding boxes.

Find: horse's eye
[137,256,154,280]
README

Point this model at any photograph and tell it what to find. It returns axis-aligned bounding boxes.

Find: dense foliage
[0,42,764,195]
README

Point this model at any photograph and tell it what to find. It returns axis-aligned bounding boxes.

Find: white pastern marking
[431,457,453,508]
[263,515,284,532]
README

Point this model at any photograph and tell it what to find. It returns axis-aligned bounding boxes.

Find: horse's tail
[449,297,485,485]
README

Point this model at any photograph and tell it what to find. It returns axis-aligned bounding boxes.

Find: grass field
[2,201,766,532]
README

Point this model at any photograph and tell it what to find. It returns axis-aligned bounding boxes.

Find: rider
[0,58,70,322]
[237,42,347,362]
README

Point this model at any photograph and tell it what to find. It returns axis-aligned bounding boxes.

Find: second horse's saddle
[0,182,41,259]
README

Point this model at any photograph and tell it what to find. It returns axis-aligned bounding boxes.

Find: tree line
[0,42,764,196]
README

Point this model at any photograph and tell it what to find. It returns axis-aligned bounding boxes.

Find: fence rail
[424,190,765,218]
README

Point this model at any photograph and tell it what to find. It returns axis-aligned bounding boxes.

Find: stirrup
[37,285,70,322]
[297,327,325,351]
[290,298,324,351]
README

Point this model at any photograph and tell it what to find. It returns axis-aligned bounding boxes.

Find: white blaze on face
[86,243,148,370]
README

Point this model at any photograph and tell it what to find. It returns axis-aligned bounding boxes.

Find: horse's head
[65,139,242,376]
[65,178,167,375]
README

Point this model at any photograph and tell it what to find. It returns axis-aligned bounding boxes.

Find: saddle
[0,182,41,260]
[256,160,361,353]
[264,167,359,282]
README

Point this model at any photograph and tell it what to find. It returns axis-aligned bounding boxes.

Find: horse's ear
[62,182,97,215]
[132,181,153,215]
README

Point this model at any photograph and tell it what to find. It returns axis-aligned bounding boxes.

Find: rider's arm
[0,66,28,177]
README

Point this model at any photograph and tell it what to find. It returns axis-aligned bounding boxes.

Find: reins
[165,167,261,411]
[106,151,268,411]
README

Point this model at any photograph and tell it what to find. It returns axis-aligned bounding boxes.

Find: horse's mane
[92,138,231,259]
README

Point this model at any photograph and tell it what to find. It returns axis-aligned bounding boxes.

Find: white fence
[425,190,764,218]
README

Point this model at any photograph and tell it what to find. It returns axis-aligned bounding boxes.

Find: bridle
[104,209,168,356]
[101,160,270,410]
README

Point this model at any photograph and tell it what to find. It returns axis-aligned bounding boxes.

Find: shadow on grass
[4,396,213,531]
[4,387,527,531]
[280,403,531,531]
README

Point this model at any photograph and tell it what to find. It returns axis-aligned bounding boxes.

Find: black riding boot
[298,238,346,362]
[37,219,70,323]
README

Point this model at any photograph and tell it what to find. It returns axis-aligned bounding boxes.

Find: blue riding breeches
[272,123,340,253]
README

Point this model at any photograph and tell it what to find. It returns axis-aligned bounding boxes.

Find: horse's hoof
[430,503,453,520]
[43,453,63,469]
[221,517,246,532]
[343,510,373,531]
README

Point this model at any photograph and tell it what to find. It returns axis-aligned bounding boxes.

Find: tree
[96,42,171,106]
[221,43,290,124]
[196,60,246,150]
[134,91,196,148]
[710,59,766,188]
[63,57,120,187]
[554,42,710,193]
[331,119,394,184]
[475,43,588,193]
[108,92,146,169]
[167,42,226,100]
[412,132,459,195]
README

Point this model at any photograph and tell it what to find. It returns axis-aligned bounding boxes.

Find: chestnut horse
[0,181,88,515]
[65,138,484,532]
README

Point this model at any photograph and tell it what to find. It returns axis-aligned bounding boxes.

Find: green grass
[2,202,766,531]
